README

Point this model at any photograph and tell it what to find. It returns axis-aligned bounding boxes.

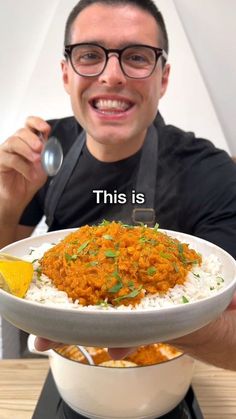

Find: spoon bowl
[40,135,63,176]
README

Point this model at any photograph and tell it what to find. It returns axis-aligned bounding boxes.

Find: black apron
[44,124,159,228]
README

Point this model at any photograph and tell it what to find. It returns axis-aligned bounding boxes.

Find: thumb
[108,347,137,360]
[226,293,236,311]
[34,336,64,351]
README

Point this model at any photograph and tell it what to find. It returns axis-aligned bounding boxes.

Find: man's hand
[34,336,136,359]
[34,293,236,368]
[0,116,51,223]
[34,336,65,351]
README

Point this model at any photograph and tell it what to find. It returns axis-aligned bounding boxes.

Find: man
[1,0,236,369]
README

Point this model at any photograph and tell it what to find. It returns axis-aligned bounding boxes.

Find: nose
[98,54,127,86]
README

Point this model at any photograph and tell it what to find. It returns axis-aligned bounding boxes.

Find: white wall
[0,0,232,153]
[0,0,73,139]
[155,0,229,152]
[174,0,236,154]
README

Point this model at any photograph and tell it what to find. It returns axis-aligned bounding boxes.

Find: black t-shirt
[20,114,236,258]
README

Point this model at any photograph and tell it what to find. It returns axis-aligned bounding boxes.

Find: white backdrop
[0,0,233,153]
[174,0,236,155]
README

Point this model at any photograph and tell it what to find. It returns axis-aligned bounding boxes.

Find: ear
[160,63,170,98]
[61,59,70,94]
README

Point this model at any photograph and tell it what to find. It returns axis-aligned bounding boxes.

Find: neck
[86,130,147,162]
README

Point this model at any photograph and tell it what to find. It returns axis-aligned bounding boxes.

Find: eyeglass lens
[70,44,158,78]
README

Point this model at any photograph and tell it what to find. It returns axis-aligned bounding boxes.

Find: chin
[90,128,133,145]
[95,136,128,146]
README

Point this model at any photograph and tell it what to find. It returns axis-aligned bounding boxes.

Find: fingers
[2,131,42,161]
[108,347,137,359]
[226,292,236,310]
[0,136,42,182]
[1,116,50,157]
[25,116,51,140]
[34,337,137,361]
[0,116,51,181]
[34,336,65,352]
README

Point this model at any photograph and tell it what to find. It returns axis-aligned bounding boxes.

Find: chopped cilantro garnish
[139,237,158,245]
[65,253,78,262]
[89,249,99,256]
[147,266,157,276]
[105,250,117,258]
[177,243,184,255]
[153,223,159,231]
[160,252,172,260]
[139,236,148,243]
[86,261,99,267]
[108,270,123,293]
[172,262,179,273]
[182,296,189,304]
[97,300,109,307]
[103,235,114,240]
[122,224,135,229]
[217,277,224,286]
[108,282,123,293]
[113,285,143,303]
[99,220,110,226]
[77,240,90,253]
[177,243,188,265]
[113,270,122,281]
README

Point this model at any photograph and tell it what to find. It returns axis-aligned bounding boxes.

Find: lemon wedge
[0,260,33,298]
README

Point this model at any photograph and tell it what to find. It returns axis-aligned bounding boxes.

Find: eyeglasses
[64,43,168,79]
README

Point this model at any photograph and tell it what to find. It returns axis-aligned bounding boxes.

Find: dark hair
[64,0,169,54]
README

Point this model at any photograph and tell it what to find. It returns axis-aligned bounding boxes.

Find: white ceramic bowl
[0,229,236,347]
[28,335,195,419]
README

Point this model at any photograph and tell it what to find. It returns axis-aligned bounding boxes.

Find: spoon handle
[38,132,46,144]
[77,346,95,365]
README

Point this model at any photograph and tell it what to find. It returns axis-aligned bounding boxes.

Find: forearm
[0,204,25,247]
[0,225,18,248]
[169,310,236,370]
[0,220,34,248]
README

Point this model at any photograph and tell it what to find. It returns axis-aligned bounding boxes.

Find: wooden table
[0,359,236,419]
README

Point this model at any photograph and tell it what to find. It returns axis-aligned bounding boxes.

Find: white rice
[24,242,225,310]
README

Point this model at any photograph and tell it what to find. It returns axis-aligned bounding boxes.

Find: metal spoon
[77,346,95,365]
[39,133,63,176]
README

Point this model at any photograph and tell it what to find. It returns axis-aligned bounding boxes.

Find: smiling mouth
[91,99,134,113]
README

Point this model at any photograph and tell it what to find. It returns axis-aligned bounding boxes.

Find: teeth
[94,99,130,111]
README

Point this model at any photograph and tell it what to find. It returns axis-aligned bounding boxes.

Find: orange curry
[40,221,201,306]
[56,343,182,366]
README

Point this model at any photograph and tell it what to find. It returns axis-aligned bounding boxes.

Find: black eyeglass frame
[64,43,168,79]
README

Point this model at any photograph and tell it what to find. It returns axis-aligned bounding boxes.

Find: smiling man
[61,1,169,162]
[1,0,236,370]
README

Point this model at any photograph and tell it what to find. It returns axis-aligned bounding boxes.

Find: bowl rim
[52,347,185,368]
[0,227,236,315]
[1,227,236,347]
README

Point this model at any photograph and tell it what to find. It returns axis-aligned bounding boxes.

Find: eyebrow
[70,40,149,49]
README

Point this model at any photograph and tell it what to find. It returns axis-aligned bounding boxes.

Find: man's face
[62,3,170,151]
